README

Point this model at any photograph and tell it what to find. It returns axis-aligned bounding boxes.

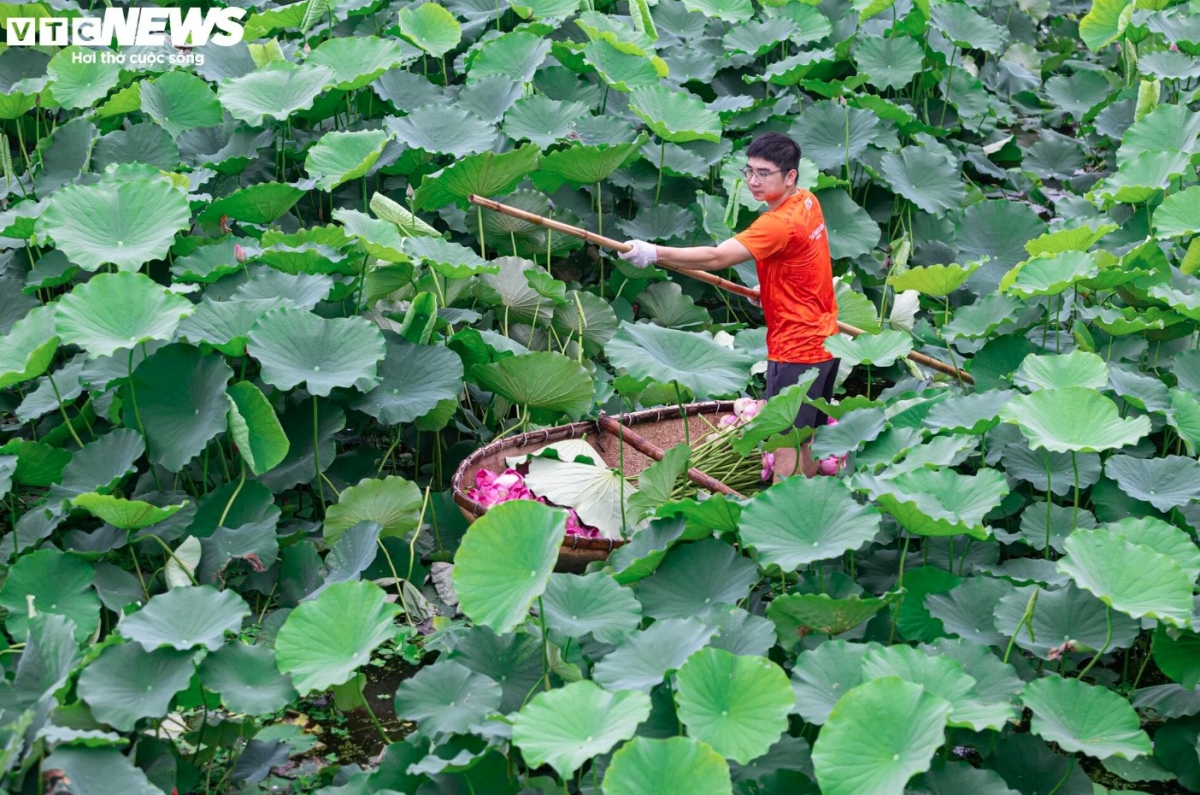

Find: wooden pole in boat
[468,194,974,385]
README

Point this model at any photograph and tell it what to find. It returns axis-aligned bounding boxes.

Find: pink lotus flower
[718,414,740,429]
[468,468,602,537]
[761,452,775,481]
[733,397,765,423]
[234,243,247,263]
[467,468,536,507]
[818,416,848,476]
[564,508,601,538]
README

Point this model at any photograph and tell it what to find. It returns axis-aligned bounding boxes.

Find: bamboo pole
[596,415,745,498]
[468,194,974,385]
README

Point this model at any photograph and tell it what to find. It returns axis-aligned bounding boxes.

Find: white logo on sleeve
[809,223,825,241]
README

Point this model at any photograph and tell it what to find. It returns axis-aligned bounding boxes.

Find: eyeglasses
[739,166,783,183]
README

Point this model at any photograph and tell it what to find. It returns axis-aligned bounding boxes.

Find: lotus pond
[2,0,1200,791]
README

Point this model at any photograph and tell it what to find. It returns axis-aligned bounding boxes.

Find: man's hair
[745,132,800,175]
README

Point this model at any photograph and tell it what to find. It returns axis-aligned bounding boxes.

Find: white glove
[619,240,658,268]
[747,293,761,308]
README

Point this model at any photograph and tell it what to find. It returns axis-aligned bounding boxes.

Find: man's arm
[621,237,754,272]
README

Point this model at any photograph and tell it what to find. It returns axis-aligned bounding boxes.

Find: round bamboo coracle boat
[451,401,741,572]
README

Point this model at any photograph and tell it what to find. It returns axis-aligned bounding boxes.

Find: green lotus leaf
[175,298,292,357]
[760,48,836,85]
[1058,528,1194,628]
[1013,350,1109,391]
[452,500,563,634]
[792,102,884,172]
[469,351,594,420]
[226,381,290,476]
[0,548,100,643]
[727,377,820,457]
[534,139,647,195]
[218,60,334,126]
[305,129,390,192]
[46,46,122,109]
[739,476,882,571]
[812,677,951,795]
[922,390,1013,435]
[809,406,887,458]
[413,143,541,211]
[1154,186,1200,239]
[38,177,190,273]
[994,583,1140,660]
[0,305,58,390]
[385,105,497,159]
[674,647,791,764]
[247,307,385,397]
[127,343,233,473]
[77,644,195,732]
[861,645,1016,732]
[54,272,192,358]
[924,576,1013,646]
[855,35,924,90]
[117,586,249,652]
[467,30,551,84]
[629,85,722,143]
[393,660,502,741]
[881,146,965,215]
[593,617,719,692]
[1079,0,1132,50]
[582,39,660,92]
[307,36,409,91]
[605,322,753,399]
[816,189,881,260]
[1103,455,1200,512]
[1022,676,1151,760]
[999,387,1150,453]
[791,640,880,724]
[198,643,298,715]
[170,240,241,284]
[539,571,642,644]
[397,2,462,57]
[0,439,71,489]
[1025,224,1118,257]
[71,493,188,530]
[890,261,981,297]
[139,70,222,138]
[1118,104,1200,166]
[275,580,401,694]
[1000,251,1099,297]
[768,591,900,645]
[323,475,423,543]
[349,337,463,426]
[858,468,1007,539]
[604,737,733,795]
[514,680,650,778]
[503,95,591,148]
[58,429,144,497]
[370,192,440,237]
[633,539,759,620]
[823,330,913,367]
[199,183,305,227]
[1094,150,1190,205]
[930,2,1007,52]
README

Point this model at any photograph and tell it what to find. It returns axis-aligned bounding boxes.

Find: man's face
[745,156,794,204]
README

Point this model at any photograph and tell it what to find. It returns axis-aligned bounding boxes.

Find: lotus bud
[1170,42,1179,51]
[761,452,775,481]
[234,243,247,263]
[718,414,739,429]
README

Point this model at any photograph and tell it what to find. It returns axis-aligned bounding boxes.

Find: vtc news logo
[5,7,247,47]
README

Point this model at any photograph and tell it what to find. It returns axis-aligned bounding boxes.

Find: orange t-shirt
[734,189,839,364]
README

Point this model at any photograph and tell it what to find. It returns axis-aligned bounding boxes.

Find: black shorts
[765,358,840,430]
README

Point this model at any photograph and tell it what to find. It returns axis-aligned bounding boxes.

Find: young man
[619,132,840,480]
